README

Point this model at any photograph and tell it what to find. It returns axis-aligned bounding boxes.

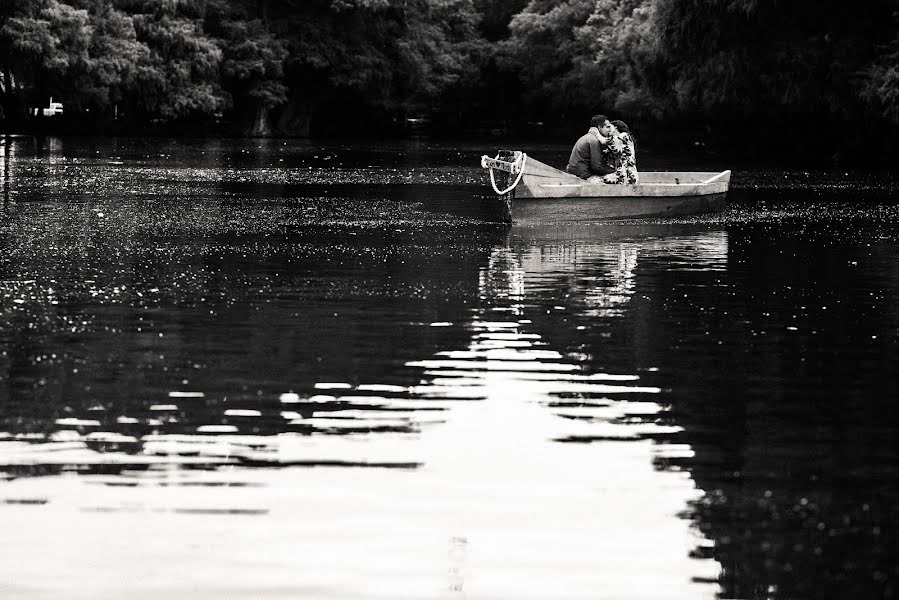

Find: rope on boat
[487,153,527,196]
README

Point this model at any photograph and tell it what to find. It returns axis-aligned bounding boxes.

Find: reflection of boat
[480,152,729,223]
[505,224,729,319]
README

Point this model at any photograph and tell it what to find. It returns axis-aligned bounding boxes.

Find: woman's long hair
[611,120,636,150]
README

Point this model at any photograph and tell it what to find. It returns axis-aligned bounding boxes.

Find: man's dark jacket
[566,133,614,179]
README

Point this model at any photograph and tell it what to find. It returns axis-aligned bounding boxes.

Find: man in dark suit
[566,114,615,179]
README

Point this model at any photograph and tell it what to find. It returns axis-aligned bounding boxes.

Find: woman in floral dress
[603,120,639,184]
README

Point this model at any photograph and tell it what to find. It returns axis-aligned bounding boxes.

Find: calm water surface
[0,136,897,599]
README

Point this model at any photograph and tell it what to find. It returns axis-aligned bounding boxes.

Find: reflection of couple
[565,114,638,184]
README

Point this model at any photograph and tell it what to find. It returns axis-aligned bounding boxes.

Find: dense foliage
[1,0,898,159]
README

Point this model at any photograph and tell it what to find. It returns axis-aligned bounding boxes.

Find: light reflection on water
[3,136,898,599]
[0,174,726,597]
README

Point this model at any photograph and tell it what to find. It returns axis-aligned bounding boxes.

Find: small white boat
[481,151,730,223]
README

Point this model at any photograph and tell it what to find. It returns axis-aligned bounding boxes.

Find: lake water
[0,136,897,599]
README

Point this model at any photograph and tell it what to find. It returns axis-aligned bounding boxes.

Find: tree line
[2,0,898,160]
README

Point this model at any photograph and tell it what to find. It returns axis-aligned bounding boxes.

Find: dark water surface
[1,136,898,599]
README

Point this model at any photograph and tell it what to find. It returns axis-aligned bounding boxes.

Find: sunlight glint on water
[4,136,899,599]
[0,225,726,599]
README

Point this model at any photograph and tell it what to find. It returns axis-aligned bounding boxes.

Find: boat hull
[511,191,727,222]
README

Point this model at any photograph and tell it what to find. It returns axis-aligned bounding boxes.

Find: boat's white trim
[701,170,731,184]
[540,182,717,188]
[630,183,708,187]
